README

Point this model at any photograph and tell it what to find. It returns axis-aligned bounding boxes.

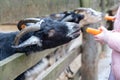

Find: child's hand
[94,26,108,44]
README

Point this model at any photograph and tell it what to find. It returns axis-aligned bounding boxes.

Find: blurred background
[0,0,119,24]
[0,0,120,80]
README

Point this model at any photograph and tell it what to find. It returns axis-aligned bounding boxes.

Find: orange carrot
[104,15,116,21]
[86,27,102,35]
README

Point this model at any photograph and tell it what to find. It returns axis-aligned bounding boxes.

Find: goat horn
[61,15,73,22]
[24,18,41,21]
[14,26,41,46]
[14,20,44,45]
[17,18,41,30]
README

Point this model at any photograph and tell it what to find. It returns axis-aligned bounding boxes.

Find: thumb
[99,26,107,33]
[94,26,108,44]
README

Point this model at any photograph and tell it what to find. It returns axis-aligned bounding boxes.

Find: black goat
[0,12,84,80]
[0,18,82,61]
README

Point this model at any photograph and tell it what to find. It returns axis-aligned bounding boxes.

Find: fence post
[81,26,99,80]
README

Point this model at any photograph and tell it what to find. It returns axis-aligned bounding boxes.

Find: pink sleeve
[94,6,120,52]
[114,6,120,30]
[107,32,120,53]
[109,6,120,52]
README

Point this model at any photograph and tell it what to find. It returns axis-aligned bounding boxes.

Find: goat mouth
[73,28,81,34]
[70,28,81,38]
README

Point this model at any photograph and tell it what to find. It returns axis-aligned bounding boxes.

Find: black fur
[0,18,80,60]
[49,11,84,23]
[0,12,84,80]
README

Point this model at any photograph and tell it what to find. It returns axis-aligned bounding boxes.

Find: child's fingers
[94,35,104,44]
[98,26,108,33]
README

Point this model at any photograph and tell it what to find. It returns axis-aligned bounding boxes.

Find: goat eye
[48,29,55,37]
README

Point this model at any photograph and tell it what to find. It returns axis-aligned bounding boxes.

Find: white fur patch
[15,36,42,48]
[65,22,77,38]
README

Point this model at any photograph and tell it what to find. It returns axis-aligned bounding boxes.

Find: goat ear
[12,36,42,49]
[17,18,41,30]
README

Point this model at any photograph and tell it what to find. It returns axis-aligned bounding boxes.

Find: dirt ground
[0,25,112,80]
[0,25,18,32]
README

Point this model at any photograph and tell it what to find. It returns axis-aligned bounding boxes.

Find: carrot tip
[104,15,115,21]
[86,27,102,35]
